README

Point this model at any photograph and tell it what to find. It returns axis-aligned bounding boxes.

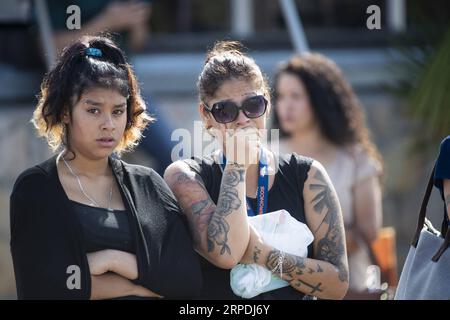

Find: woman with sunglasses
[272,53,383,295]
[164,41,349,299]
[10,36,201,299]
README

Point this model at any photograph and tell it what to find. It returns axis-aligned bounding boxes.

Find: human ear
[62,107,70,124]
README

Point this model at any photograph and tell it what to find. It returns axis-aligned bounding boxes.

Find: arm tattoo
[309,170,348,283]
[265,250,324,295]
[189,199,214,247]
[316,264,324,273]
[253,246,262,263]
[175,171,208,193]
[207,168,245,255]
[174,172,214,248]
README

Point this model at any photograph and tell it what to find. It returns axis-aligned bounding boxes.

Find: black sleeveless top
[184,152,314,300]
[71,201,135,254]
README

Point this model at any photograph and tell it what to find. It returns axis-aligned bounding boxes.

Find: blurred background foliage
[393,0,450,155]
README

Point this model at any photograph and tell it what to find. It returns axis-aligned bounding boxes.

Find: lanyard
[220,149,269,216]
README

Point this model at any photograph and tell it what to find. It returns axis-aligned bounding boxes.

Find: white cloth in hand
[230,209,314,298]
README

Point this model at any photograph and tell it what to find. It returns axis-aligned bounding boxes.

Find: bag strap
[432,228,450,262]
[412,165,450,261]
[411,166,435,247]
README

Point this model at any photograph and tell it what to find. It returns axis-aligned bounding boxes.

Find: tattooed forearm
[207,168,245,254]
[207,215,231,254]
[293,280,324,294]
[316,264,324,273]
[223,168,246,187]
[189,199,214,247]
[265,250,324,295]
[309,170,348,283]
[266,250,300,275]
[446,195,450,208]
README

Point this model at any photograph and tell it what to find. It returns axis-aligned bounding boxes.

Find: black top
[71,201,134,254]
[434,136,450,199]
[10,155,202,299]
[184,152,313,300]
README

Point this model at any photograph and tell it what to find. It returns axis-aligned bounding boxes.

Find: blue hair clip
[85,47,102,57]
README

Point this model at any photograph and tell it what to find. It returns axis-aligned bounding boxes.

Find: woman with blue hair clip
[10,35,202,299]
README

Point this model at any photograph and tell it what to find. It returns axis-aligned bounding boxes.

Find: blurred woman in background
[273,53,383,294]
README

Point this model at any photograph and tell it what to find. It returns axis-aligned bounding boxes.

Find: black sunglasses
[203,95,268,124]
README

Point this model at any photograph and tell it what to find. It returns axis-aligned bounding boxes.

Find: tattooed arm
[164,160,250,269]
[241,161,349,299]
[444,179,450,220]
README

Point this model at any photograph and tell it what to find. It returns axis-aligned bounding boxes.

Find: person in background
[273,53,383,294]
[44,0,153,54]
[10,36,201,299]
[434,135,450,233]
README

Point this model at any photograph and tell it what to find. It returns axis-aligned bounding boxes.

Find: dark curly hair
[32,35,153,155]
[273,53,383,171]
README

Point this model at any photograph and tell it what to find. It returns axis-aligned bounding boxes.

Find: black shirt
[184,152,313,300]
[71,201,134,254]
[10,155,202,299]
[433,135,450,231]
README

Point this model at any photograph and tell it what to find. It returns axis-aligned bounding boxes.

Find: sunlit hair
[32,35,153,156]
[198,40,270,105]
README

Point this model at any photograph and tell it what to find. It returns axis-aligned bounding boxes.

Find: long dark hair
[272,53,383,170]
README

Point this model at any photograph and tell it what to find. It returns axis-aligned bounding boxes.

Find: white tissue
[230,209,314,298]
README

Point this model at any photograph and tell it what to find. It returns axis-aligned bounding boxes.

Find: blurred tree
[393,0,450,154]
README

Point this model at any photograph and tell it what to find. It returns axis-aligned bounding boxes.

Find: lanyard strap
[220,149,269,216]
